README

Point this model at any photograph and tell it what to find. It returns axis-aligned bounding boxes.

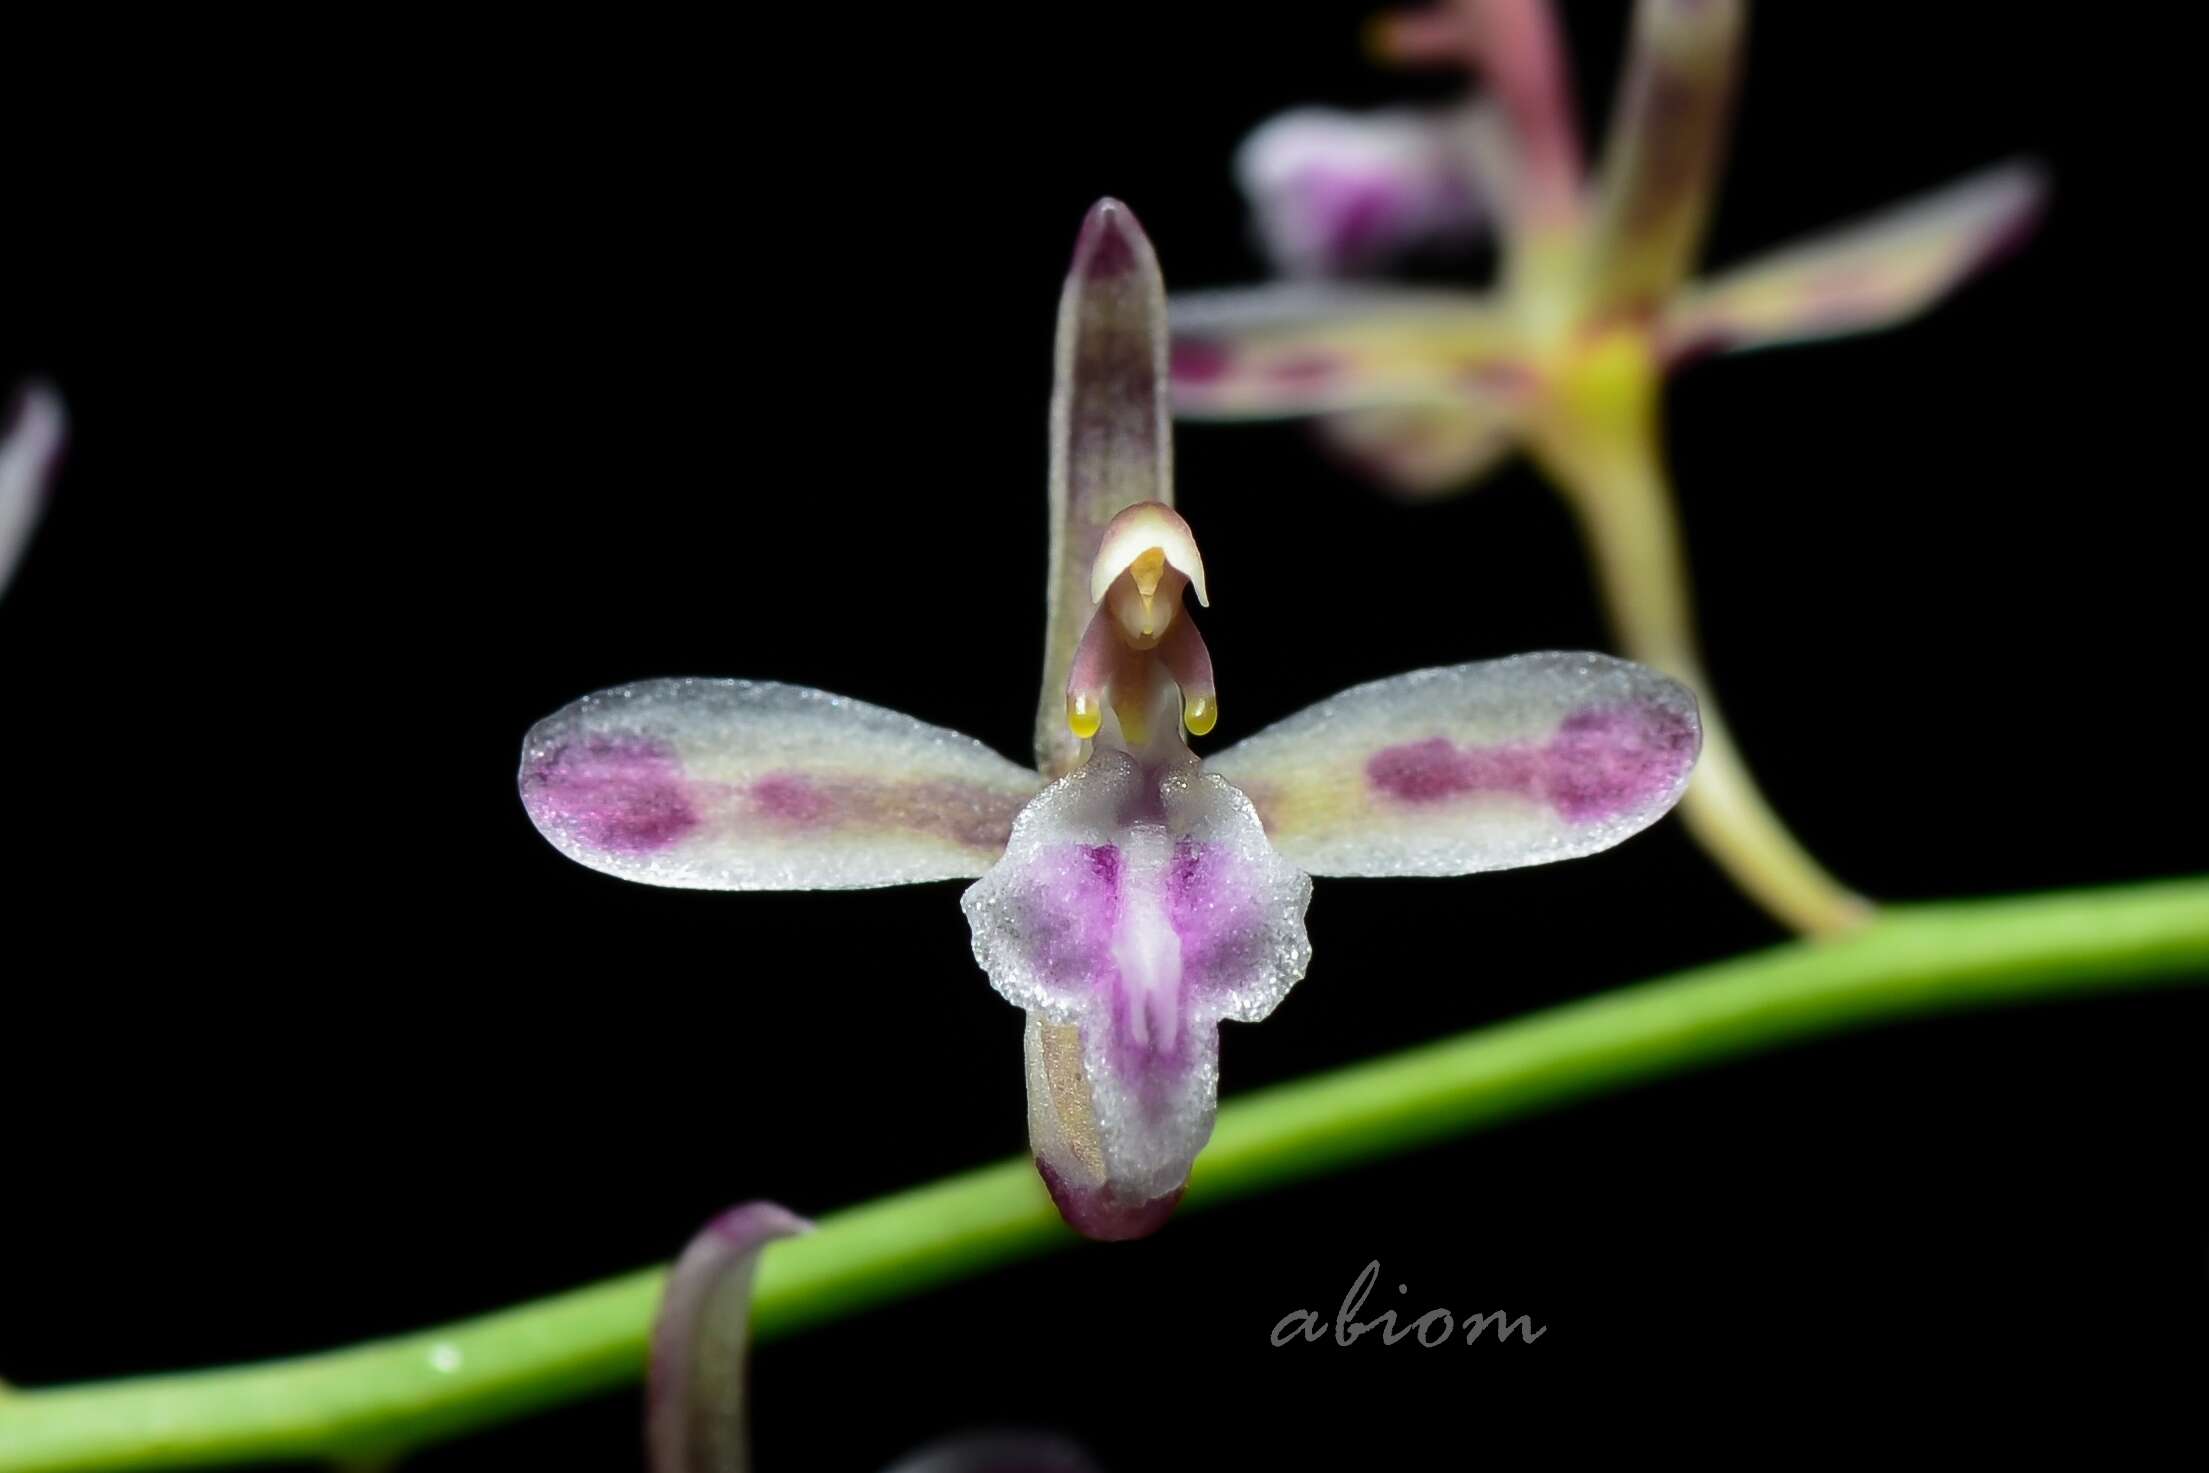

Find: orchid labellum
[1171,0,2044,936]
[520,199,1700,1240]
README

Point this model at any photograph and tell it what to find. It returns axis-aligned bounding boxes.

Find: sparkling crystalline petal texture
[962,749,1312,1237]
[520,680,1041,889]
[1236,104,1503,277]
[0,385,67,602]
[647,1202,811,1473]
[1206,652,1699,877]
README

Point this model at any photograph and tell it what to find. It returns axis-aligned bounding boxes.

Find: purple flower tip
[647,1201,812,1473]
[1036,1158,1184,1242]
[1075,196,1145,279]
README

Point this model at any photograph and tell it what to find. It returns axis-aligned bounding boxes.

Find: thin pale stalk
[6,878,2206,1472]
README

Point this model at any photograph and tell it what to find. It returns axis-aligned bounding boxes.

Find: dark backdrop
[5,4,2202,1464]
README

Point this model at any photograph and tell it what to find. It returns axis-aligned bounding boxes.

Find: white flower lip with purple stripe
[518,197,1701,1241]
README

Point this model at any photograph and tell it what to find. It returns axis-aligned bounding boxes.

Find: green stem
[6,877,2206,1473]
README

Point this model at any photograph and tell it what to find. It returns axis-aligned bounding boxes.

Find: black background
[5,4,2203,1465]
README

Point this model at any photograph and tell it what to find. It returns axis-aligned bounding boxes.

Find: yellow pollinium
[1183,695,1216,737]
[1068,692,1102,740]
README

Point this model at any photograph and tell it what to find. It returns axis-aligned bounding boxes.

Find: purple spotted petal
[647,1202,812,1473]
[1038,198,1175,779]
[879,1432,1105,1473]
[520,680,1040,890]
[1235,104,1502,277]
[0,384,67,602]
[1659,160,2048,362]
[963,749,1312,1239]
[1204,652,1699,878]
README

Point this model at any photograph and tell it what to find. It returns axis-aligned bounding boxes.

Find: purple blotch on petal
[1541,702,1699,821]
[1367,736,1537,802]
[749,772,832,826]
[1011,843,1123,1005]
[1084,842,1121,887]
[1366,700,1695,823]
[1264,353,1340,387]
[1167,838,1272,999]
[1170,338,1234,384]
[525,737,699,854]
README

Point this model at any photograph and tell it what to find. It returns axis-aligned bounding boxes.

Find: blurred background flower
[1170,0,2045,935]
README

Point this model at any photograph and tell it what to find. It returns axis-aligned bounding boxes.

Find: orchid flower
[0,384,67,603]
[649,1202,1105,1473]
[519,199,1701,1241]
[1171,0,2045,936]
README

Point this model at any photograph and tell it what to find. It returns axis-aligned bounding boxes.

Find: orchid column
[1171,0,2044,935]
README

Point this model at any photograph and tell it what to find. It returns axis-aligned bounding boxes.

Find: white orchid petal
[520,680,1040,890]
[1206,653,1699,878]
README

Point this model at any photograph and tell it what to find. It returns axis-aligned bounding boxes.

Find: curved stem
[5,877,2206,1472]
[1531,354,1873,935]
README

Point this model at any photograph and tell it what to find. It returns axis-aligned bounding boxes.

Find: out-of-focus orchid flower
[520,199,1701,1240]
[1171,0,2045,936]
[648,1202,1107,1473]
[1236,104,1502,276]
[0,385,68,603]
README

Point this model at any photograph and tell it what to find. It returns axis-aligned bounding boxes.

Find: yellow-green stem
[1532,339,1871,935]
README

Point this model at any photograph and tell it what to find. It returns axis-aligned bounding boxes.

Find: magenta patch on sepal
[1367,700,1696,823]
[524,737,698,854]
[1036,1158,1184,1242]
